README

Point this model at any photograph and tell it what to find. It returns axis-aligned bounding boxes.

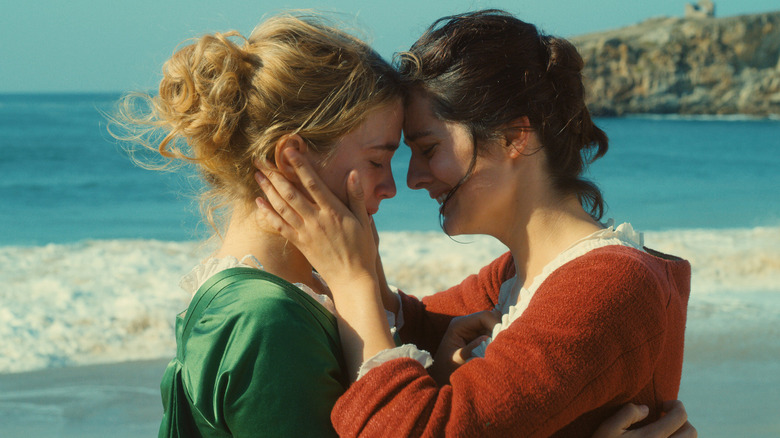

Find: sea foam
[1,226,778,374]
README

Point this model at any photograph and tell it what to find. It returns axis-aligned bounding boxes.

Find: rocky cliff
[571,11,780,116]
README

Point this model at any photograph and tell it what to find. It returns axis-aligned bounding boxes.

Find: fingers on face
[346,170,368,218]
[284,148,332,206]
[255,196,293,237]
[255,169,305,230]
[279,148,370,223]
[282,148,364,222]
[347,170,365,200]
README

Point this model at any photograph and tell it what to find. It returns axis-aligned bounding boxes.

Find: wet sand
[0,359,168,438]
[1,356,778,437]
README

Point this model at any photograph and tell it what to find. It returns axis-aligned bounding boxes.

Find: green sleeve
[182,279,345,437]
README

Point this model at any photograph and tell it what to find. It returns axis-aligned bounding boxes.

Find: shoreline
[2,227,779,375]
[0,358,169,438]
[1,355,778,437]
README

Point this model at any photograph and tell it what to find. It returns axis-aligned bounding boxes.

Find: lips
[430,191,449,205]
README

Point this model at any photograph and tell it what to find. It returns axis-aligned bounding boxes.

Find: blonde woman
[115,13,403,437]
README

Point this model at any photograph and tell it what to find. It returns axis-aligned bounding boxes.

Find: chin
[441,216,466,236]
[442,206,485,236]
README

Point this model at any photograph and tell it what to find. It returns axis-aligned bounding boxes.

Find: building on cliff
[572,10,780,117]
[685,0,716,19]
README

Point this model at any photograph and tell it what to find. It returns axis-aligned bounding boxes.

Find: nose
[406,153,432,190]
[376,167,397,200]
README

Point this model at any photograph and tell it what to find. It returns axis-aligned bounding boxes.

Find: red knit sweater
[332,245,691,437]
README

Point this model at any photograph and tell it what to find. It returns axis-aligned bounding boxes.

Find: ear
[504,116,532,159]
[273,134,309,179]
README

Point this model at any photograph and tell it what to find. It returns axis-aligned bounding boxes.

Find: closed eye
[421,144,438,157]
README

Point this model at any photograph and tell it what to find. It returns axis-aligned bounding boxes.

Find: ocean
[1,93,779,436]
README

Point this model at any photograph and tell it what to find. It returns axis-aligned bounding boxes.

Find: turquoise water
[1,93,778,437]
[1,93,778,245]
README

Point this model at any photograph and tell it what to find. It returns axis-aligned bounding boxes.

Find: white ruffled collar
[495,220,644,319]
[524,219,643,292]
[180,255,337,315]
[581,219,644,248]
[179,255,261,294]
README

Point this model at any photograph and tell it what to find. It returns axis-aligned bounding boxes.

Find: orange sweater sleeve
[397,251,514,354]
[333,247,690,438]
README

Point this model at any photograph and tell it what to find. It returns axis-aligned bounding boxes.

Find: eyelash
[370,161,383,168]
[422,144,438,157]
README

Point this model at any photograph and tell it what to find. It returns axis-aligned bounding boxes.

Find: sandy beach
[1,353,778,437]
[679,358,780,436]
[0,359,167,437]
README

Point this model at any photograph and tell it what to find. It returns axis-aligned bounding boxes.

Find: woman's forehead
[403,96,442,138]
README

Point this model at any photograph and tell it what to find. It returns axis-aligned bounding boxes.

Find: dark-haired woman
[255,9,693,438]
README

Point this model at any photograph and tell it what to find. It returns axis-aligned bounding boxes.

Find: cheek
[363,169,385,196]
[429,154,461,182]
[318,168,349,204]
[407,153,427,176]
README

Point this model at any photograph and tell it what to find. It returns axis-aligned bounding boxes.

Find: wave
[1,226,778,374]
[379,227,780,296]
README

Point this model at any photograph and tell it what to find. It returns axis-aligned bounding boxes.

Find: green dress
[158,267,347,437]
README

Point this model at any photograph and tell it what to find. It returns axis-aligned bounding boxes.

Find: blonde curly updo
[112,12,402,231]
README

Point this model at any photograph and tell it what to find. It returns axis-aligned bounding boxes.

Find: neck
[500,195,602,290]
[212,202,326,294]
[481,142,602,288]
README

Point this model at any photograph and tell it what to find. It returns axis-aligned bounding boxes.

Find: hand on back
[593,401,697,438]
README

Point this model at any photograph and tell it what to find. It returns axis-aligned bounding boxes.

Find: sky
[1,0,778,93]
